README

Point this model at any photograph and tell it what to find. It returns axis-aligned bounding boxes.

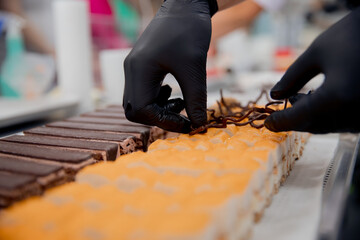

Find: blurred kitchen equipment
[53,0,93,113]
[99,48,131,104]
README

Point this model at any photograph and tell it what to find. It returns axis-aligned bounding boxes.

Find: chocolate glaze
[0,171,42,207]
[25,127,134,141]
[0,141,92,163]
[0,172,36,190]
[24,127,149,151]
[96,107,124,113]
[0,156,63,176]
[3,135,119,161]
[65,116,145,127]
[107,104,123,109]
[47,121,150,134]
[82,112,127,119]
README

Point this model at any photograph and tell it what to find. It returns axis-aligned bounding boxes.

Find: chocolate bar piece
[47,121,150,134]
[0,156,68,188]
[82,111,127,119]
[107,104,123,109]
[65,116,145,127]
[3,135,119,161]
[96,106,124,113]
[0,141,95,173]
[45,122,151,150]
[0,171,41,208]
[25,127,144,153]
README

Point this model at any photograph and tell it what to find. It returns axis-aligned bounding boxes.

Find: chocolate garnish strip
[190,90,287,135]
[3,135,119,161]
[284,98,288,110]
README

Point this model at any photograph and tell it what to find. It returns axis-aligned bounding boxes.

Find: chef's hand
[265,7,360,134]
[123,0,218,133]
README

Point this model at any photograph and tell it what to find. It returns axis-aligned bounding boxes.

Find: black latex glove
[265,7,360,134]
[123,0,217,133]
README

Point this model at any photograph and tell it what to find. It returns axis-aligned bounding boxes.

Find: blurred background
[0,0,352,133]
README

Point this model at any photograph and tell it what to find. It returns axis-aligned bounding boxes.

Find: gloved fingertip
[164,98,185,113]
[181,119,192,134]
[157,85,173,105]
[264,114,282,132]
[160,84,172,94]
[270,89,286,100]
[289,93,306,105]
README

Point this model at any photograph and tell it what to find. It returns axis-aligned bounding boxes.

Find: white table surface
[0,95,79,128]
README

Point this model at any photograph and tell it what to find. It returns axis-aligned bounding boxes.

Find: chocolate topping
[190,90,287,135]
[25,127,135,142]
[0,172,36,190]
[0,156,63,176]
[66,116,145,127]
[3,135,119,161]
[0,141,92,163]
[25,127,149,151]
[82,112,127,119]
[46,121,150,134]
[96,107,124,113]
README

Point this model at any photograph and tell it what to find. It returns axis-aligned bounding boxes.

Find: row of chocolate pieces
[0,105,167,208]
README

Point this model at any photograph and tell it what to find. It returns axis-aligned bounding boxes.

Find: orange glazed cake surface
[0,125,306,240]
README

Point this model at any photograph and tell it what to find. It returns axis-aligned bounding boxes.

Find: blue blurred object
[0,19,4,33]
[113,0,140,44]
[0,14,25,98]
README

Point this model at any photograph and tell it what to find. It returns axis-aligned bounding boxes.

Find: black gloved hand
[265,7,360,134]
[123,0,217,133]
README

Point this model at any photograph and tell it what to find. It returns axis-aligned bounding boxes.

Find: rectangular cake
[0,141,96,173]
[24,127,141,153]
[0,124,307,240]
[2,135,120,161]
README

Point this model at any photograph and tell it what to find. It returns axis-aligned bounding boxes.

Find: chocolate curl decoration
[189,90,289,135]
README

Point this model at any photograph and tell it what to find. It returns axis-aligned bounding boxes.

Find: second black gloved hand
[265,7,360,134]
[123,0,213,133]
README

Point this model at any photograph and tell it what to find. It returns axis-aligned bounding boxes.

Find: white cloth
[252,134,339,240]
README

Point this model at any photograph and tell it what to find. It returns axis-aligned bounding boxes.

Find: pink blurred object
[87,0,129,49]
[89,0,113,14]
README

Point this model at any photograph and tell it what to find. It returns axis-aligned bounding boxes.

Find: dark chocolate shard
[24,127,147,152]
[82,112,127,119]
[65,116,145,127]
[0,155,62,176]
[3,135,119,161]
[0,141,92,164]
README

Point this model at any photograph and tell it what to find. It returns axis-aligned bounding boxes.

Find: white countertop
[0,95,79,128]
